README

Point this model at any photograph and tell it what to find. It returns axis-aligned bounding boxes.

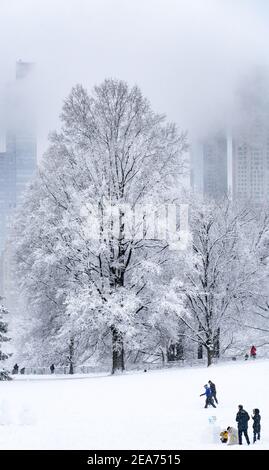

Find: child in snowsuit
[252,409,261,443]
[220,430,228,443]
[200,384,216,408]
[227,426,239,445]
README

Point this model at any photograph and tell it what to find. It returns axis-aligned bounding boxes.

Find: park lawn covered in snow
[0,359,268,450]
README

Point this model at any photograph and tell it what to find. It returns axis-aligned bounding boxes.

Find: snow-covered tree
[237,207,269,352]
[12,79,187,373]
[164,199,262,366]
[0,298,11,380]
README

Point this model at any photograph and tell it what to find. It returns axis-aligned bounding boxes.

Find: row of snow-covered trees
[164,200,269,366]
[0,298,11,379]
[9,79,269,370]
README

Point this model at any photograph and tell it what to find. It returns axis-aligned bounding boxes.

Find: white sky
[1,0,269,157]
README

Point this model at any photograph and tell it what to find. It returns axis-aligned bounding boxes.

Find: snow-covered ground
[0,359,268,449]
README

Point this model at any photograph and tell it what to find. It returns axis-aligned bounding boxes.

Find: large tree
[12,79,187,373]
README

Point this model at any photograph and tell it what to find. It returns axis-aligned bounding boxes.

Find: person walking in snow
[50,364,55,374]
[227,426,238,445]
[252,409,261,443]
[236,404,250,445]
[250,345,257,359]
[200,384,216,408]
[208,380,218,404]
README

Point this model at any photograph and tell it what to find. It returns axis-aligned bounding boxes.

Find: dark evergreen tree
[0,298,12,380]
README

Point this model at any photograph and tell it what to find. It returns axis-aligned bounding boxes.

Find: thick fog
[1,0,269,158]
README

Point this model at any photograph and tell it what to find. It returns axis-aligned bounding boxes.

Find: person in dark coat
[12,363,19,374]
[200,384,216,408]
[50,364,55,374]
[20,367,25,374]
[252,409,261,443]
[236,404,250,445]
[208,380,218,404]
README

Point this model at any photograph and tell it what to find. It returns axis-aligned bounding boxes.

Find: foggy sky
[1,0,269,158]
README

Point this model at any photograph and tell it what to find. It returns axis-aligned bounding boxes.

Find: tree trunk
[176,338,184,360]
[198,343,203,359]
[167,343,176,361]
[206,347,213,367]
[160,347,165,364]
[167,339,184,361]
[197,322,203,359]
[111,326,125,374]
[68,337,74,374]
[213,328,220,358]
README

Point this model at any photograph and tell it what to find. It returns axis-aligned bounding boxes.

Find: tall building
[191,133,228,200]
[232,122,269,204]
[232,74,269,205]
[203,134,228,199]
[0,61,36,252]
[191,73,269,205]
[0,152,9,251]
[0,61,36,295]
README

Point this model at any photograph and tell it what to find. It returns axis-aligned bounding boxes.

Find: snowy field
[0,359,268,450]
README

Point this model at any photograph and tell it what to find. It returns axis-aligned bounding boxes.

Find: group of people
[200,382,261,445]
[12,363,55,374]
[220,406,261,445]
[200,380,218,408]
[244,345,257,361]
[12,364,25,375]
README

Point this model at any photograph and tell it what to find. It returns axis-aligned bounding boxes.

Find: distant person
[227,426,239,445]
[50,364,55,374]
[236,404,250,445]
[244,353,249,360]
[200,384,216,408]
[12,363,19,375]
[250,345,257,359]
[252,408,261,443]
[20,367,25,375]
[220,429,228,443]
[208,380,218,404]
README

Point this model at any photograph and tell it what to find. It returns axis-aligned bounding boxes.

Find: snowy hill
[0,359,268,450]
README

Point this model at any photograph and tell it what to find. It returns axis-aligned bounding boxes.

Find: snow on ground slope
[0,359,268,449]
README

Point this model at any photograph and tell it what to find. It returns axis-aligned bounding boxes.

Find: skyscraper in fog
[192,127,269,205]
[0,61,36,253]
[232,121,269,204]
[191,72,269,205]
[231,73,269,205]
[191,133,228,200]
[203,134,227,199]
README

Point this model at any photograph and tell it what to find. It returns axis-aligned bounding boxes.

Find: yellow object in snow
[220,430,228,442]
